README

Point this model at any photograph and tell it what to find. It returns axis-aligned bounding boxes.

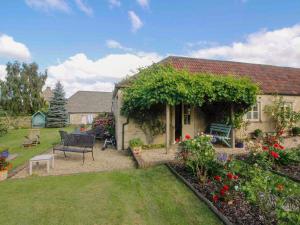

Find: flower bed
[168,162,268,225]
[240,133,300,182]
[173,134,300,225]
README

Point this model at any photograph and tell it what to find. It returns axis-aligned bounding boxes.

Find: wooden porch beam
[165,104,170,154]
[230,104,236,149]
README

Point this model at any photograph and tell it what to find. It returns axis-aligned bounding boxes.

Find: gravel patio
[12,142,135,178]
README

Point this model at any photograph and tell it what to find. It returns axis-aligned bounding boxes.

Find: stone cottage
[112,56,300,150]
[67,91,113,125]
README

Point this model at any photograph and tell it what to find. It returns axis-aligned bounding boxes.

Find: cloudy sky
[0,0,300,96]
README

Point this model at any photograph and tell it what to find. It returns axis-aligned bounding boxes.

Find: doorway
[175,104,182,140]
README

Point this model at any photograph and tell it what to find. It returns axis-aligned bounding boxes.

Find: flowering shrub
[212,171,240,203]
[177,134,216,183]
[228,160,300,225]
[0,156,12,171]
[246,131,292,169]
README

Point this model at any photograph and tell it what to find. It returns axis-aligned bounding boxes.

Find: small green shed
[32,111,46,128]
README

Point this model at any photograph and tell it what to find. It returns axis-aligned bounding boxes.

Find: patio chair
[23,129,40,147]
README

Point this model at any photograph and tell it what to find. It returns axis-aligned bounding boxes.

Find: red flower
[222,185,229,191]
[278,130,284,136]
[273,143,280,149]
[212,194,219,202]
[262,146,269,151]
[279,145,285,150]
[185,134,191,140]
[220,189,226,196]
[214,175,221,182]
[233,175,239,180]
[227,172,234,180]
[175,138,180,143]
[270,151,279,159]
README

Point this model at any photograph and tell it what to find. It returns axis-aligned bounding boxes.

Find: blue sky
[0,0,300,96]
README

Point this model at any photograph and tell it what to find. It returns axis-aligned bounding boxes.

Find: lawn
[0,127,73,170]
[0,166,222,225]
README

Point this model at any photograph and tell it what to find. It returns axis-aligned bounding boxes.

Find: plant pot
[235,142,244,148]
[0,170,8,181]
[132,147,141,155]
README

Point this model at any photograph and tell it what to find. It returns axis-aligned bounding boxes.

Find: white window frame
[246,102,260,122]
[183,104,191,125]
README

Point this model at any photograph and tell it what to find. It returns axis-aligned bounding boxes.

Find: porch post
[231,104,236,149]
[165,103,170,154]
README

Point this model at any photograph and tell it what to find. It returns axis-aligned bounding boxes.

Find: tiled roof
[66,91,112,113]
[117,56,300,95]
[42,87,54,102]
[163,56,300,95]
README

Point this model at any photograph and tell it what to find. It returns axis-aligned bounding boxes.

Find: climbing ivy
[121,64,260,117]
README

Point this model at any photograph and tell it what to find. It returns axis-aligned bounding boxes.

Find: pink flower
[175,138,180,143]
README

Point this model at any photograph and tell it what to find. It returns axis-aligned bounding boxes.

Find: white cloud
[190,24,300,68]
[0,65,6,80]
[108,0,121,8]
[106,39,133,51]
[128,11,143,32]
[25,0,70,12]
[75,0,93,16]
[136,0,149,8]
[47,52,162,96]
[0,34,31,60]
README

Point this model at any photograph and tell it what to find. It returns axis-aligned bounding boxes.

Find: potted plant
[292,127,300,136]
[129,138,143,155]
[253,129,263,139]
[0,156,12,181]
[80,124,86,132]
[235,121,248,149]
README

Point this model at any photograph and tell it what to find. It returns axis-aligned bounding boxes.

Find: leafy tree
[47,82,68,128]
[0,61,47,115]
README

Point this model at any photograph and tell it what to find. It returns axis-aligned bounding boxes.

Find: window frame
[183,104,191,125]
[245,102,261,122]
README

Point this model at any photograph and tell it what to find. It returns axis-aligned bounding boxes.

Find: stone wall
[113,91,300,150]
[2,116,32,129]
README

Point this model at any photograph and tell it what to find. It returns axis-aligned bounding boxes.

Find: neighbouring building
[42,86,54,104]
[67,91,113,125]
[113,56,300,150]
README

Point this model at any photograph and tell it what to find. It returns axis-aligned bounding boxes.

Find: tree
[46,82,68,128]
[0,61,47,115]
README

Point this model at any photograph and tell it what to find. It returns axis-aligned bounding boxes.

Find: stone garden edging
[165,163,233,225]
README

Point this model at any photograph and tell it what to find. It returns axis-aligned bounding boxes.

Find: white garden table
[29,154,54,175]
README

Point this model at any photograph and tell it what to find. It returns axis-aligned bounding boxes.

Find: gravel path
[12,143,135,178]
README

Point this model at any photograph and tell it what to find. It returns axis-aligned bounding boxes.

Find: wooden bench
[53,133,95,164]
[209,123,232,147]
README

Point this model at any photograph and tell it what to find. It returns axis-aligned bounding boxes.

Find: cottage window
[183,104,191,125]
[246,103,260,121]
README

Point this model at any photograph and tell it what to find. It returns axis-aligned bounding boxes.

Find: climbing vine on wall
[121,64,260,137]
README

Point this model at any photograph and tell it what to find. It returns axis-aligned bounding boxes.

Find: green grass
[0,127,73,170]
[0,166,221,225]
